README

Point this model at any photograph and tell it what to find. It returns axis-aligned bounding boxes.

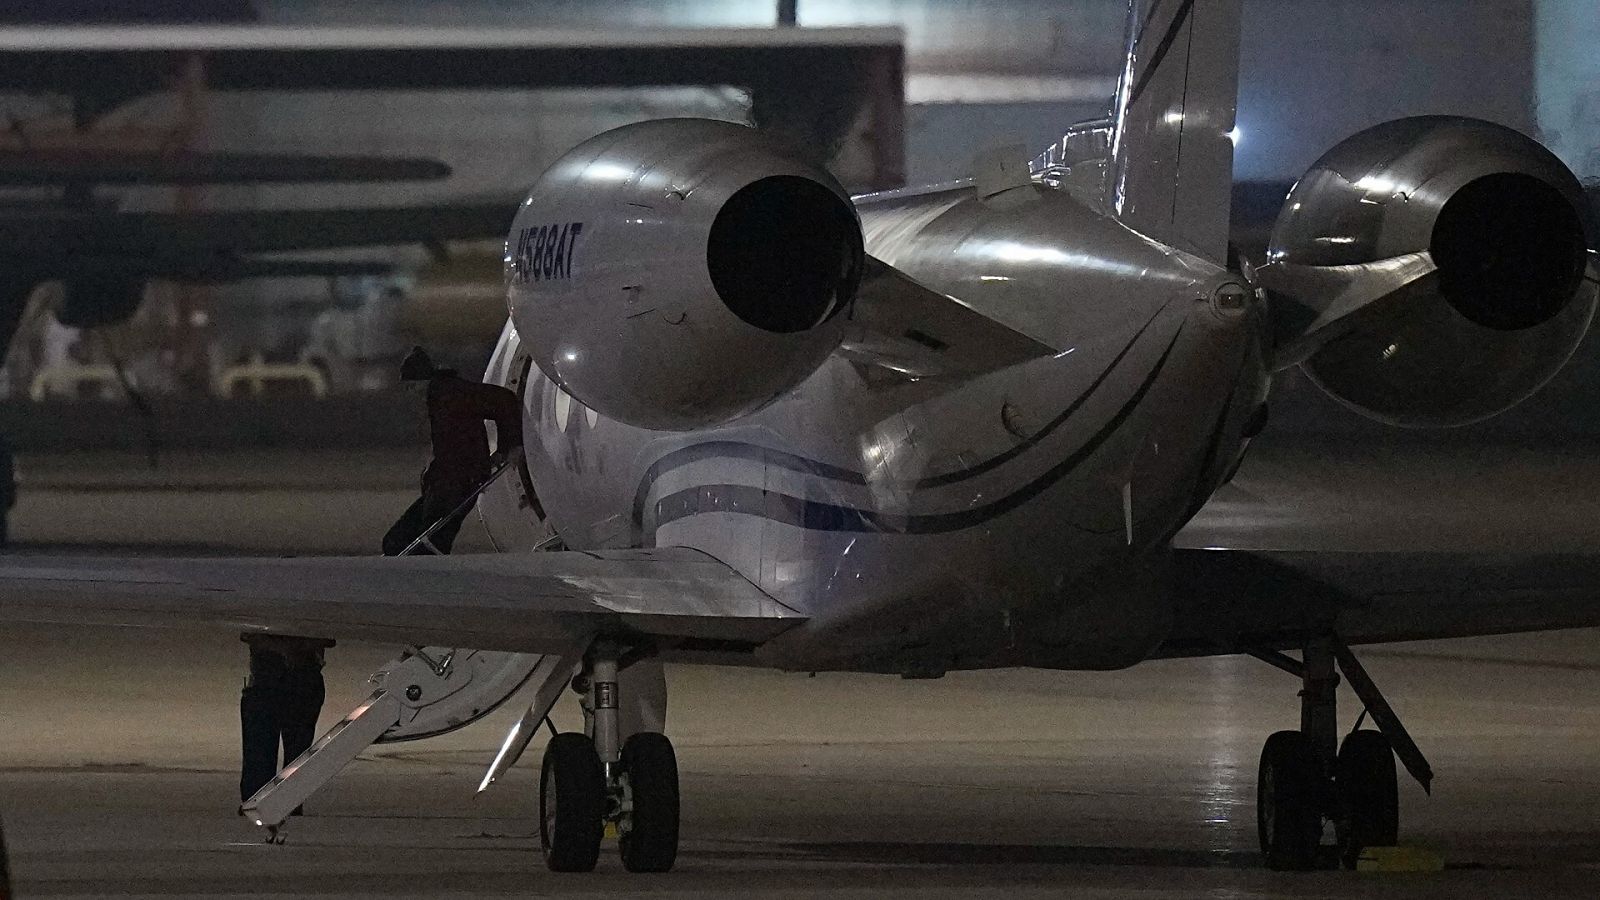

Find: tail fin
[1107,0,1242,263]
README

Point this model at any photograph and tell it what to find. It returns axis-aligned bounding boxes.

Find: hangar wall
[1236,0,1533,180]
[243,0,1540,185]
[1535,0,1600,182]
[179,0,1548,357]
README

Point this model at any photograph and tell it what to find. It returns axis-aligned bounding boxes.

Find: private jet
[4,0,1599,874]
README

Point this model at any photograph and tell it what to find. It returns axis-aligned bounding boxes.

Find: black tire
[1337,729,1399,865]
[619,732,680,873]
[540,732,605,872]
[1258,730,1323,871]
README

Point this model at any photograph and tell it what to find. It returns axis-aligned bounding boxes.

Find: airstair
[241,458,579,839]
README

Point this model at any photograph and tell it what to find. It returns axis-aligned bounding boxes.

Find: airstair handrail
[397,454,516,557]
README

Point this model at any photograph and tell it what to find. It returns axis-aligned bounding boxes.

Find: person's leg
[239,670,283,803]
[0,434,15,549]
[382,496,432,555]
[418,481,476,554]
[278,668,327,816]
[428,504,469,553]
[279,672,325,765]
[1,810,11,900]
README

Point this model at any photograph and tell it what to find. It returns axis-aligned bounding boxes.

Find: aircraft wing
[0,548,803,655]
[0,150,452,185]
[1162,547,1600,659]
[0,200,515,280]
[0,25,906,191]
[1163,444,1600,657]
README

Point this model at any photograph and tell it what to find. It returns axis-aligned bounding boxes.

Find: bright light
[1227,126,1242,145]
[1355,175,1397,194]
[583,161,636,183]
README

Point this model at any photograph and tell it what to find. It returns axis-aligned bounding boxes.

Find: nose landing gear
[1249,637,1431,870]
[538,646,681,874]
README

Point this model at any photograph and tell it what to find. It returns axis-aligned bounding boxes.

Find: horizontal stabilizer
[840,255,1059,378]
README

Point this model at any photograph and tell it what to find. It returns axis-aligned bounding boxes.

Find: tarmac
[4,442,1600,898]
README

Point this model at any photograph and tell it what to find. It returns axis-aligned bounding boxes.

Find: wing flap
[0,548,802,655]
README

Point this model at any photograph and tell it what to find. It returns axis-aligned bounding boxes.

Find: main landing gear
[539,647,680,873]
[1249,637,1433,870]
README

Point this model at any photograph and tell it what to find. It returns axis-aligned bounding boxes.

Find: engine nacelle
[1268,116,1596,427]
[507,119,864,431]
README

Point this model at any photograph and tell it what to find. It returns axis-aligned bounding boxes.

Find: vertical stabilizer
[1108,0,1242,262]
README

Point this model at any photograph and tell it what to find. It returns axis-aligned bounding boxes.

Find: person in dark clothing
[0,433,15,549]
[0,811,10,900]
[382,347,522,556]
[239,633,336,806]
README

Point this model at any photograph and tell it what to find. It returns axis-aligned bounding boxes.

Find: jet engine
[1264,116,1597,427]
[507,119,864,431]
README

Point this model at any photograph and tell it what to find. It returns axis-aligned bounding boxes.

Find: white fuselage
[480,182,1268,675]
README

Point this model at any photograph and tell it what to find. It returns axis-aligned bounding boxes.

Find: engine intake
[507,119,863,431]
[1266,116,1597,427]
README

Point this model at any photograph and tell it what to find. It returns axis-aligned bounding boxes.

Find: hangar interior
[0,0,1594,424]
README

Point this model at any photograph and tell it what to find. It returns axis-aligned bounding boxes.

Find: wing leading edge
[0,548,803,655]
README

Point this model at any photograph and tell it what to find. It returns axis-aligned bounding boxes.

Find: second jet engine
[1263,116,1597,427]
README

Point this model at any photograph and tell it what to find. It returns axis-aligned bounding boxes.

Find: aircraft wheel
[1258,730,1323,870]
[619,732,680,873]
[540,732,605,872]
[1336,730,1398,866]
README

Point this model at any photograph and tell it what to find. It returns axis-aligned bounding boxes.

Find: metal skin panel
[488,174,1267,674]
